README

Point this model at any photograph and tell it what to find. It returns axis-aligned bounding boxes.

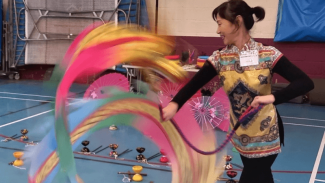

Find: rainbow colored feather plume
[55,22,187,116]
[27,91,217,183]
[52,23,188,182]
[26,23,219,183]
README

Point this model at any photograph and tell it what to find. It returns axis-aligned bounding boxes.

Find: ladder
[13,0,26,67]
[0,0,22,79]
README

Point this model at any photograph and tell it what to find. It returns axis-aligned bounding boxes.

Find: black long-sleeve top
[172,56,314,110]
[171,56,314,145]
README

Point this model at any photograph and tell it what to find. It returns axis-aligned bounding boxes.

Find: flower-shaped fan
[83,73,129,99]
[159,79,201,99]
[186,72,222,96]
[202,76,222,95]
[188,88,230,132]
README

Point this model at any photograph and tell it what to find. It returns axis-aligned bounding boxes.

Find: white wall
[146,0,157,32]
[150,0,279,38]
[3,0,278,38]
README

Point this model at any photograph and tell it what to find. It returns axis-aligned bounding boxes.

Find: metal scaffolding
[1,0,142,79]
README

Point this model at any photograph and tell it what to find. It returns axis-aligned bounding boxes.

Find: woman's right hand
[162,102,179,121]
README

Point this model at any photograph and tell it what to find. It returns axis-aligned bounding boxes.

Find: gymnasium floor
[0,79,324,183]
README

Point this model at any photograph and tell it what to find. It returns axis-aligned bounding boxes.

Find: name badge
[239,50,259,67]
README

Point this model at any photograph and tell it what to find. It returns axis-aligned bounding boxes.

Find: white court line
[0,110,53,128]
[315,179,325,182]
[309,131,325,183]
[0,92,82,100]
[284,123,325,129]
[0,96,54,103]
[0,100,84,128]
[282,116,325,122]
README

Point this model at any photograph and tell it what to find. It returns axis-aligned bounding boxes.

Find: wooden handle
[118,172,147,176]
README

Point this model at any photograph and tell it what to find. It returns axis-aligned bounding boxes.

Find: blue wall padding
[274,0,325,42]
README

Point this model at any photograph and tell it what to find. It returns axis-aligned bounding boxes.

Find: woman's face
[216,14,238,45]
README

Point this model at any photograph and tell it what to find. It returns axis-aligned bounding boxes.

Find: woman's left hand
[250,95,275,108]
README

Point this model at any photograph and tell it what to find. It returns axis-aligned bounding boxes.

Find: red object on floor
[160,149,166,155]
[226,170,237,178]
[159,149,168,163]
[160,156,168,163]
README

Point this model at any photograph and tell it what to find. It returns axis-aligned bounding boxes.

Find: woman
[162,0,314,183]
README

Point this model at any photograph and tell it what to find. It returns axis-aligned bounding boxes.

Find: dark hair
[212,0,265,31]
